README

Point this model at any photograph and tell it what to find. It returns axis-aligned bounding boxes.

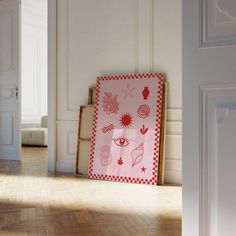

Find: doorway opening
[21,0,48,174]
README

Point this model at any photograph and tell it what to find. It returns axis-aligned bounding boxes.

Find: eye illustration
[113,137,129,147]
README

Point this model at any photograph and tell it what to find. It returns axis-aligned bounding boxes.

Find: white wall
[56,0,182,184]
[21,0,47,125]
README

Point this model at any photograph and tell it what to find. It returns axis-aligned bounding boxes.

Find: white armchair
[21,116,48,146]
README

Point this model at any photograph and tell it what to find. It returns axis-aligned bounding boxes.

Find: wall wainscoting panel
[166,121,182,135]
[55,120,183,183]
[56,0,182,184]
[165,134,182,160]
[57,0,140,121]
[56,160,75,174]
[153,0,182,109]
[152,0,182,183]
[167,109,182,122]
[56,121,77,173]
[21,0,47,123]
[165,120,182,184]
[165,170,182,184]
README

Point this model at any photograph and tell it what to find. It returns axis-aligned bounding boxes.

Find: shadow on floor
[0,199,181,236]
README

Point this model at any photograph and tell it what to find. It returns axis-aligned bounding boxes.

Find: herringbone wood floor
[0,147,181,236]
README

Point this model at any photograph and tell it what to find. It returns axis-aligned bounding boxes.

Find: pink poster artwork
[89,73,164,185]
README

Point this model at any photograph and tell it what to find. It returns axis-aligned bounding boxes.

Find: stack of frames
[75,87,96,176]
[76,81,167,185]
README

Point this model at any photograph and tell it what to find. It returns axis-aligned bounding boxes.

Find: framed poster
[89,73,164,185]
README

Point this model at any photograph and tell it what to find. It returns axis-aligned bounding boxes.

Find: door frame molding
[48,0,57,171]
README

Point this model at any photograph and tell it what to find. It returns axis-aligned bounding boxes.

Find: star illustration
[141,166,147,173]
[121,83,135,99]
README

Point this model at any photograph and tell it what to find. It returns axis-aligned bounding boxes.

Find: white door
[0,0,20,160]
[183,0,236,235]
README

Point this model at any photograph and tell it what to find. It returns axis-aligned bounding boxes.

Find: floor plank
[0,147,181,235]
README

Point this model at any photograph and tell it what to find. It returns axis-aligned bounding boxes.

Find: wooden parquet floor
[0,147,182,236]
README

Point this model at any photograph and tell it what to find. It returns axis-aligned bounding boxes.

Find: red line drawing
[117,157,124,165]
[141,166,147,173]
[119,113,134,128]
[101,124,114,133]
[121,83,135,99]
[142,87,150,100]
[100,145,112,166]
[131,143,144,167]
[140,125,148,135]
[113,137,129,147]
[137,104,150,118]
[102,92,119,115]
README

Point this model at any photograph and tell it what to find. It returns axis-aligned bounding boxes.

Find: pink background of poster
[89,73,164,185]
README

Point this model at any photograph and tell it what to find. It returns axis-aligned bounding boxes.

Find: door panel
[183,0,236,235]
[0,11,13,70]
[199,86,236,236]
[217,108,236,236]
[200,0,236,47]
[0,0,20,160]
[0,113,13,145]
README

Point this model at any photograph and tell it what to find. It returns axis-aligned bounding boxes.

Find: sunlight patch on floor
[0,174,181,216]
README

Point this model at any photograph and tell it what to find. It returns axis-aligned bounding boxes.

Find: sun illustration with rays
[119,113,134,128]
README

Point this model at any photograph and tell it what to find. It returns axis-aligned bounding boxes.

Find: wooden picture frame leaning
[75,105,94,176]
[88,86,96,105]
[76,79,167,184]
[157,82,167,185]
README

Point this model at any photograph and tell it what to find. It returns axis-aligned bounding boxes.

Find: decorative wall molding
[165,134,182,160]
[56,0,182,184]
[199,84,236,235]
[165,170,182,184]
[200,0,236,47]
[22,0,47,16]
[56,121,77,163]
[21,1,47,123]
[67,131,77,155]
[56,160,75,173]
[167,108,182,121]
[165,159,182,184]
[165,159,182,172]
[21,36,39,118]
[48,0,57,172]
[57,0,155,120]
[137,0,153,73]
[166,121,182,135]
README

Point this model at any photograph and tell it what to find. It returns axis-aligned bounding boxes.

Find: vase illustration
[142,87,150,100]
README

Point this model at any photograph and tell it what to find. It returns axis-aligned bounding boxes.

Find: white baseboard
[165,170,182,184]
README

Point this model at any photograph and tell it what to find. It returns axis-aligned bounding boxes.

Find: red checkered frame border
[89,73,164,185]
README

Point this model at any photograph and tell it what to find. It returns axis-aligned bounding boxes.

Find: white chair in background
[21,116,48,146]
